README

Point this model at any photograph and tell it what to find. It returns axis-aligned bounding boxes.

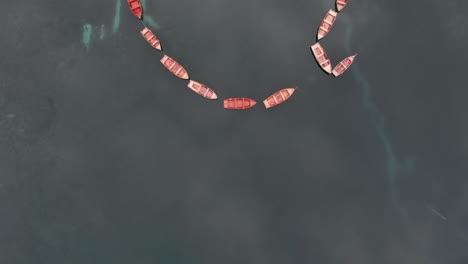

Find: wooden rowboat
[336,0,348,11]
[223,98,256,109]
[160,55,189,79]
[140,27,162,51]
[317,9,338,40]
[310,43,332,74]
[127,0,142,19]
[332,54,357,77]
[263,88,296,109]
[187,80,218,99]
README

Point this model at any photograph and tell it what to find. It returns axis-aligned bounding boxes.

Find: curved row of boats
[126,0,355,110]
[311,0,357,77]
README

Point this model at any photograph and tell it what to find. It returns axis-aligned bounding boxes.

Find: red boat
[127,0,143,19]
[141,27,162,51]
[187,80,218,99]
[223,98,257,109]
[332,54,357,77]
[317,9,338,40]
[263,88,296,109]
[160,55,189,79]
[310,43,332,74]
[336,0,348,11]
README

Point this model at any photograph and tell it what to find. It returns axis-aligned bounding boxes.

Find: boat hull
[263,88,296,108]
[310,43,332,74]
[141,27,162,51]
[224,98,257,109]
[336,0,348,11]
[332,54,357,77]
[127,0,143,19]
[317,9,338,40]
[160,55,189,79]
[187,80,218,99]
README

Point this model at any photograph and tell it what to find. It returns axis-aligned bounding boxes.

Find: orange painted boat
[310,43,332,74]
[336,0,348,11]
[127,0,143,19]
[160,55,189,79]
[263,88,297,109]
[187,80,218,99]
[332,54,357,77]
[317,9,338,40]
[223,98,257,109]
[141,27,162,51]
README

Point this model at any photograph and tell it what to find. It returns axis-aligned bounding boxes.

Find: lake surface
[1,0,468,263]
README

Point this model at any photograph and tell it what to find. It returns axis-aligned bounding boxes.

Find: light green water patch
[112,0,122,34]
[82,24,93,50]
[424,203,447,220]
[100,24,106,40]
[143,16,161,29]
[342,15,403,209]
[140,0,161,29]
[403,156,416,171]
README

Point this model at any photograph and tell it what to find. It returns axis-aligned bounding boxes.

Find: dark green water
[1,0,468,263]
